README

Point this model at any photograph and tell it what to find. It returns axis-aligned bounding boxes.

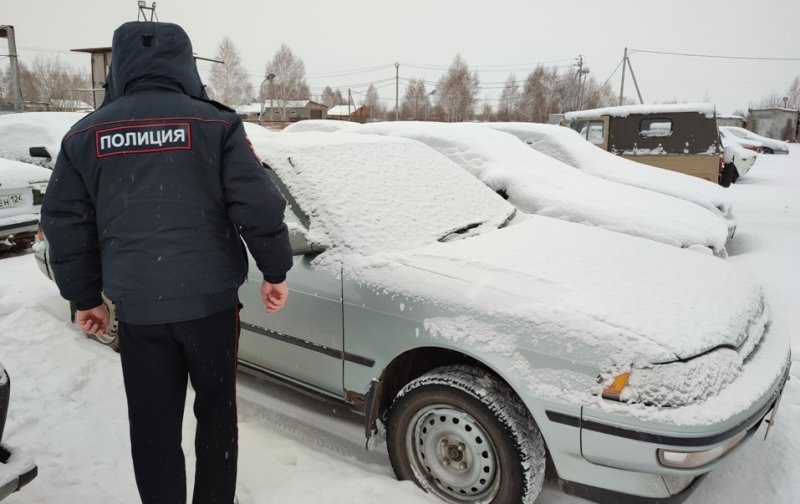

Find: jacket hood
[104,21,207,105]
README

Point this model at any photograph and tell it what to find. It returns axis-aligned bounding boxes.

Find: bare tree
[435,54,479,122]
[751,91,785,109]
[786,75,800,109]
[497,74,521,121]
[400,78,433,120]
[264,44,310,121]
[363,84,384,119]
[207,36,254,107]
[22,55,91,108]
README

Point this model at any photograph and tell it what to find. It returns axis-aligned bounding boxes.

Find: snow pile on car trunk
[0,158,52,186]
[355,121,730,255]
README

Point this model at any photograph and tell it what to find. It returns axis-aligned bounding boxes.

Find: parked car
[282,119,360,133]
[563,103,723,184]
[35,132,792,503]
[352,121,730,256]
[0,112,86,169]
[481,122,737,239]
[718,128,758,183]
[720,126,790,155]
[0,363,38,500]
[0,158,50,252]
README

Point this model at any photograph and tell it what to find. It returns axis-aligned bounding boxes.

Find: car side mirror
[289,227,325,256]
[29,146,51,159]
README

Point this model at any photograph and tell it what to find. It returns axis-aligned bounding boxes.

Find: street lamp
[258,72,276,125]
[783,96,789,108]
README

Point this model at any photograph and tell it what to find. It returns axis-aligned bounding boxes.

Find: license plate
[0,192,26,209]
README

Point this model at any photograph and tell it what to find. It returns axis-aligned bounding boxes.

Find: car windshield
[251,132,514,256]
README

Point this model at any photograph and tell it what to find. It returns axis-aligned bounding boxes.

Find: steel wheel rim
[405,404,501,503]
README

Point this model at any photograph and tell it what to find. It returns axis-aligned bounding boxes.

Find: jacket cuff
[263,273,286,284]
[74,295,104,311]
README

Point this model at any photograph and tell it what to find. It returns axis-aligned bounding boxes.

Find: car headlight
[658,430,748,468]
[600,348,742,407]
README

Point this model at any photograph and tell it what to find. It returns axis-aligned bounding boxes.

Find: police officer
[41,21,292,504]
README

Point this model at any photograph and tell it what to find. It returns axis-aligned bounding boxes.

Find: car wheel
[69,299,120,352]
[761,147,774,154]
[387,365,546,503]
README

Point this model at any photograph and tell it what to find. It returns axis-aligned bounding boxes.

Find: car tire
[69,298,120,352]
[387,365,546,503]
[761,147,774,154]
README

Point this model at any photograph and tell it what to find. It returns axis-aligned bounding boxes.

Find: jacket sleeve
[40,146,104,310]
[221,117,293,283]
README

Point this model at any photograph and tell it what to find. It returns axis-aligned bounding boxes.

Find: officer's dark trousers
[118,307,240,504]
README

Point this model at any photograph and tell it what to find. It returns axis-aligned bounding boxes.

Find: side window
[640,118,673,138]
[587,120,605,144]
[569,120,589,138]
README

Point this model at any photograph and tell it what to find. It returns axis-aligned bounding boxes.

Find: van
[563,103,722,184]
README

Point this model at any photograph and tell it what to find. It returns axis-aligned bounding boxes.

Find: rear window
[640,118,673,138]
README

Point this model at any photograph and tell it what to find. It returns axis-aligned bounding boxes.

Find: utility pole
[618,48,627,106]
[0,26,24,112]
[625,53,644,104]
[395,62,400,121]
[348,89,353,120]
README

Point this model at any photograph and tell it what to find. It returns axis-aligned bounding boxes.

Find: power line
[629,48,800,62]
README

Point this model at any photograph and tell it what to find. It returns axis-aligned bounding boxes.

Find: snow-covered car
[352,121,731,256]
[0,363,38,500]
[0,158,50,252]
[481,122,737,239]
[720,126,790,155]
[0,112,87,168]
[35,132,792,503]
[282,118,360,133]
[719,128,758,180]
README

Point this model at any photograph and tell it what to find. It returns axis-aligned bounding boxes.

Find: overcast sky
[3,0,798,114]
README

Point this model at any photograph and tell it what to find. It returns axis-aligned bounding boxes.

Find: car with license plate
[0,363,38,500]
[35,132,791,503]
[0,158,50,252]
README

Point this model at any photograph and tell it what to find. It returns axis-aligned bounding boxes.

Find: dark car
[0,363,37,500]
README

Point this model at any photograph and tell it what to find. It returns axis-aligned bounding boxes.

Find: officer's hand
[262,281,289,314]
[75,304,111,336]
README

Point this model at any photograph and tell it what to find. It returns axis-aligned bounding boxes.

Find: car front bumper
[536,318,791,501]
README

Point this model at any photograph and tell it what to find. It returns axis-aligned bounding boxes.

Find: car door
[237,173,345,399]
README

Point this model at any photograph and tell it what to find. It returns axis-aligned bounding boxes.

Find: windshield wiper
[437,221,484,242]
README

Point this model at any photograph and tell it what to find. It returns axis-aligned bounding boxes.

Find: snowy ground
[1,147,798,503]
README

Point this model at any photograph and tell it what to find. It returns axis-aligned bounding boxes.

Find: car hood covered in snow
[365,215,766,366]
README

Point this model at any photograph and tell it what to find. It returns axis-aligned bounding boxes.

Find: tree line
[0,56,92,110]
[206,38,617,122]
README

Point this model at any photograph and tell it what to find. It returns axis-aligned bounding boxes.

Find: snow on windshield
[356,121,729,254]
[0,112,87,167]
[484,122,733,218]
[248,132,514,264]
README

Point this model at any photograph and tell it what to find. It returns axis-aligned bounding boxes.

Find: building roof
[565,102,716,120]
[49,99,94,110]
[748,107,799,114]
[326,105,364,116]
[236,100,326,114]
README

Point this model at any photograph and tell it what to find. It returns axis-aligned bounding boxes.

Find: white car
[351,121,731,256]
[0,112,87,168]
[720,126,790,155]
[0,158,50,251]
[481,122,737,239]
[719,129,758,180]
